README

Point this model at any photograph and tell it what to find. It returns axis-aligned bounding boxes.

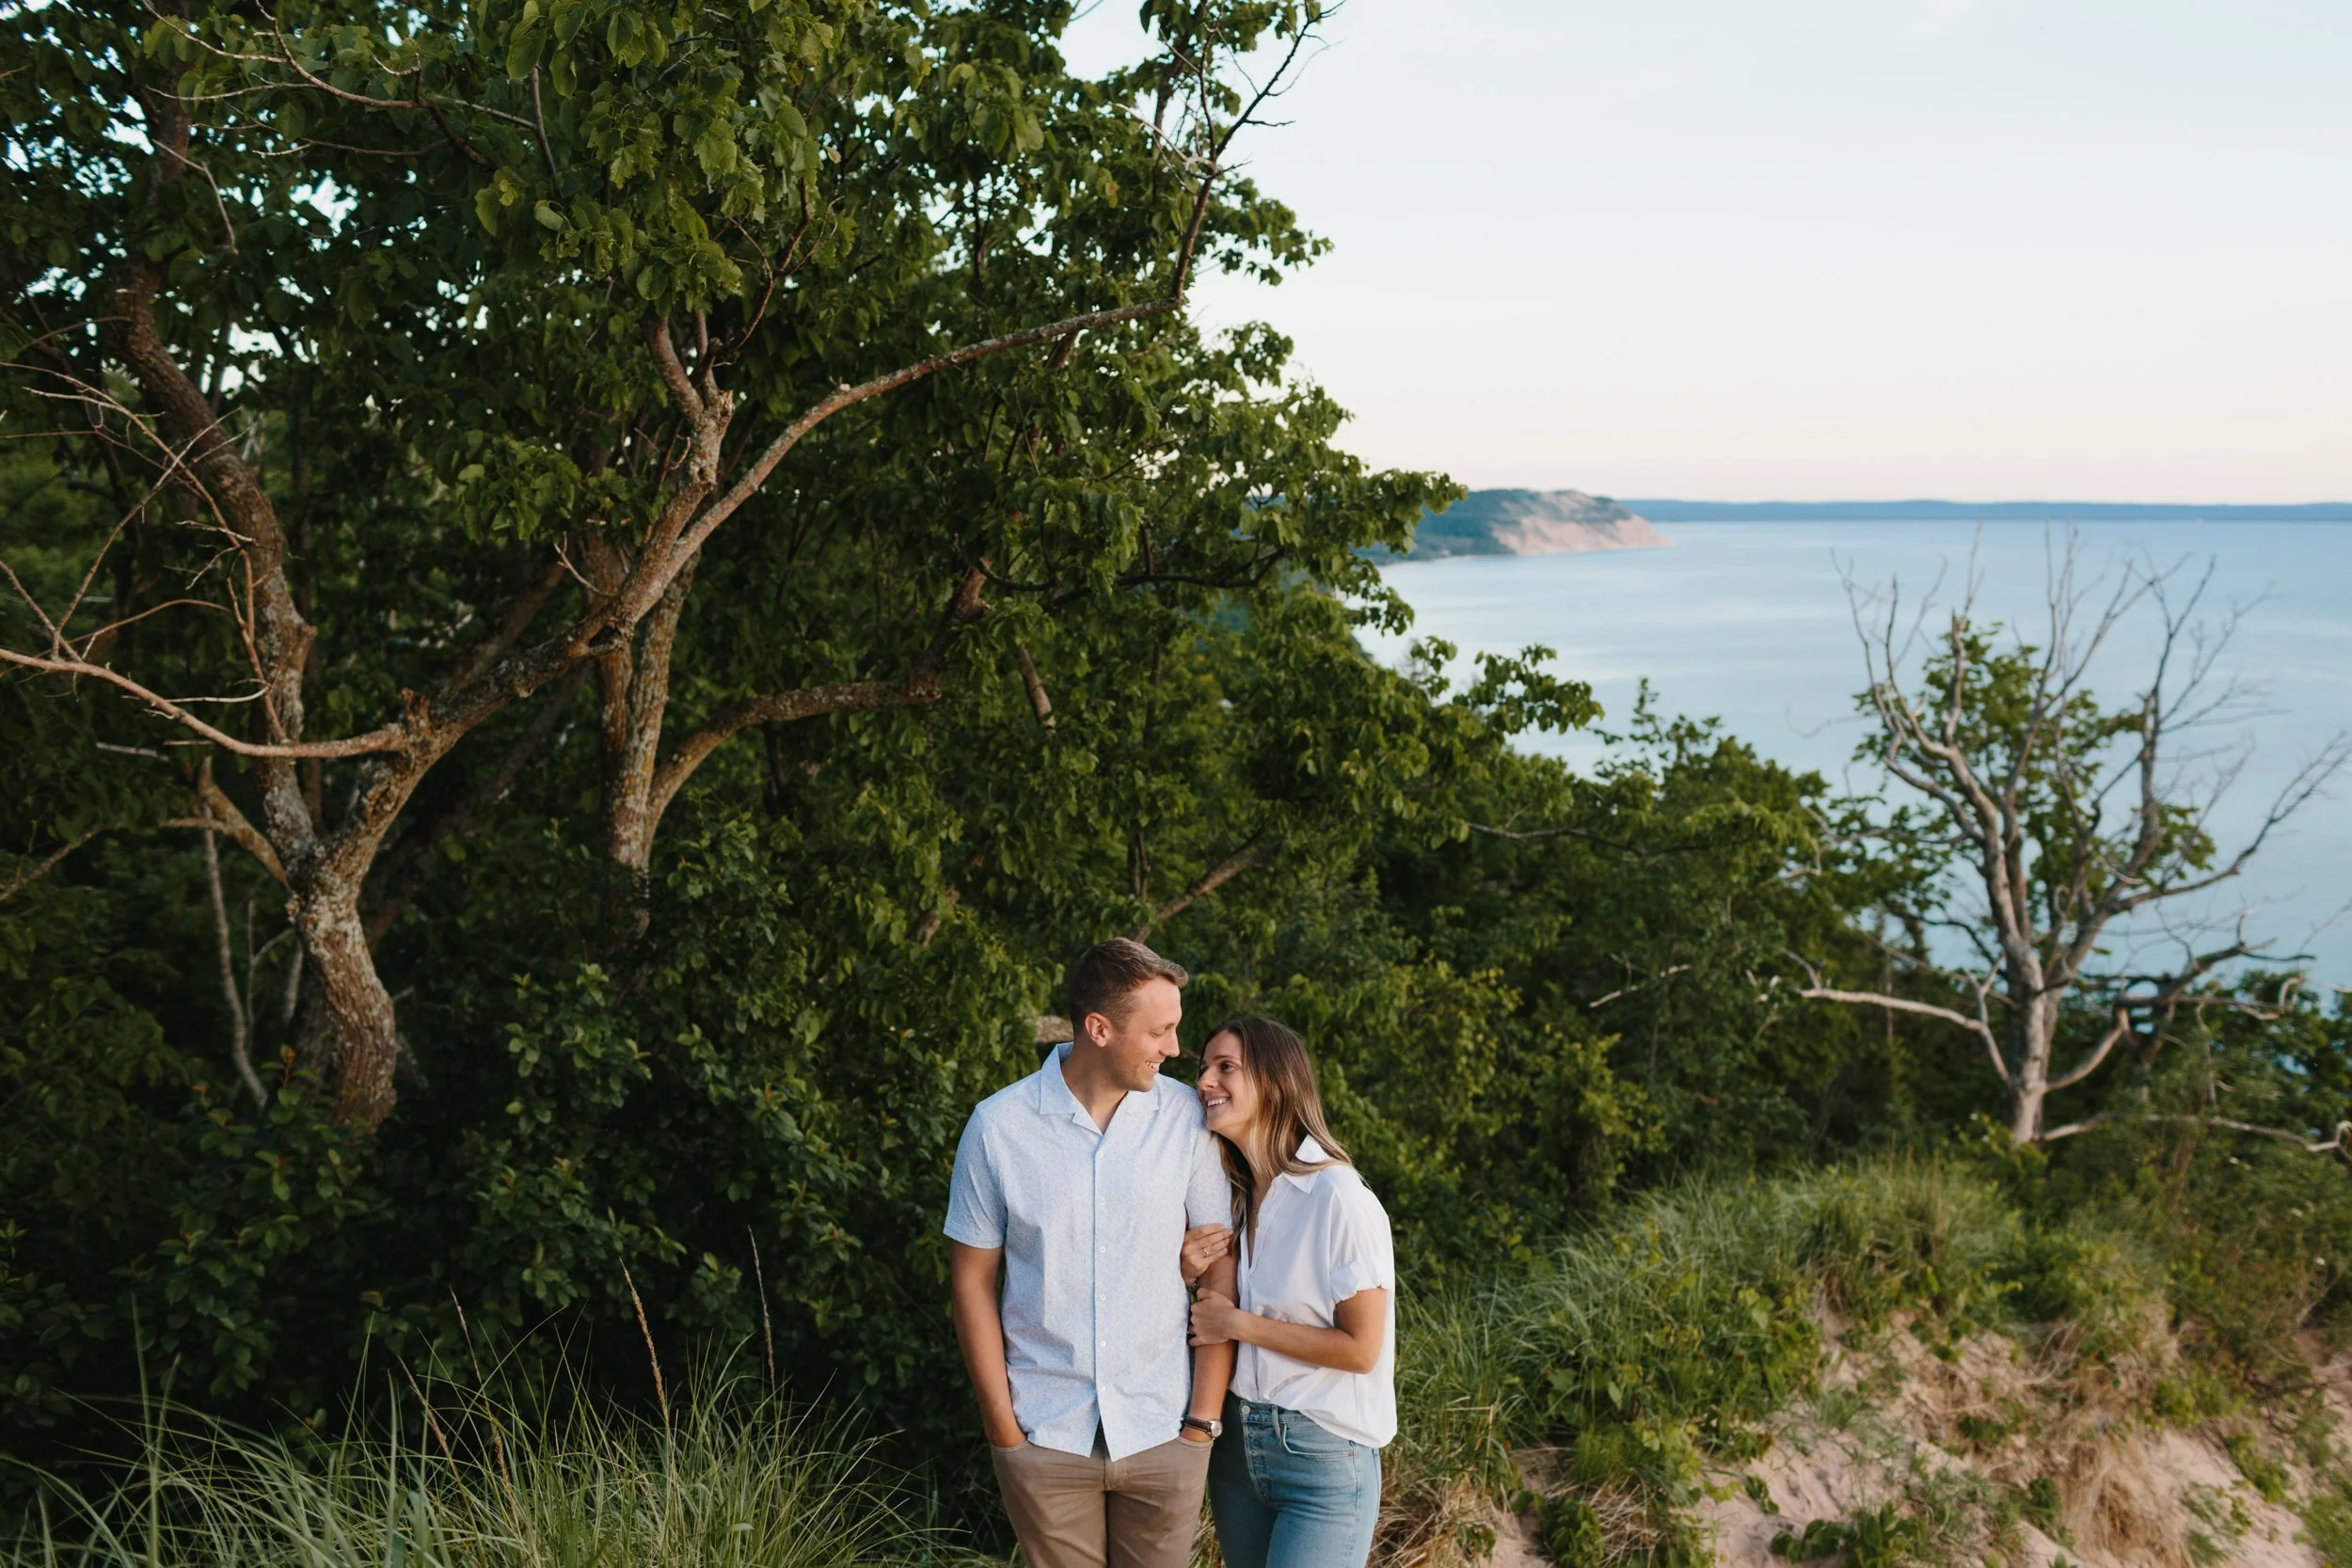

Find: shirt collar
[1032,1042,1163,1128]
[1276,1134,1332,1189]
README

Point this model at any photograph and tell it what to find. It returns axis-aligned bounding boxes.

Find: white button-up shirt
[944,1044,1230,1459]
[1231,1137,1397,1449]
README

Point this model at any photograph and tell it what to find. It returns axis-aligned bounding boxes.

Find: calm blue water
[1367,521,2352,987]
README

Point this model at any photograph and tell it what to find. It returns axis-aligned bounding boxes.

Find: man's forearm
[954,1310,1022,1443]
[1189,1252,1240,1419]
[948,1245,1024,1447]
[1189,1338,1235,1419]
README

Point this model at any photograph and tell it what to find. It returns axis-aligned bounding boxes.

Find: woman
[1179,1017,1395,1568]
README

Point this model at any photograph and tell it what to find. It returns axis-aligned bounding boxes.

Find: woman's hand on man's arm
[1180,1223,1232,1288]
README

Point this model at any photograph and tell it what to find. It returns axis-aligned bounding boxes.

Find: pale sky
[1064,1,2352,502]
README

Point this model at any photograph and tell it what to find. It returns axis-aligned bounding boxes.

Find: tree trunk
[295,873,402,1128]
[2006,990,2058,1144]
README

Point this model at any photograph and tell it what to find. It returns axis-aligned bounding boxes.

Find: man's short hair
[1066,938,1188,1032]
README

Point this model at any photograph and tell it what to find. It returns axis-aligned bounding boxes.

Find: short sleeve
[1186,1130,1235,1229]
[942,1112,1006,1248]
[1326,1180,1395,1303]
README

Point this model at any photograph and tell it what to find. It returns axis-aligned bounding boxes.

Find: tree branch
[608,291,1200,636]
[180,768,289,885]
[1135,832,1276,937]
[1013,642,1056,731]
[363,665,588,942]
[644,565,988,826]
[438,558,568,698]
[198,784,266,1110]
[0,645,406,759]
[1800,985,2010,1086]
[2039,1114,2352,1155]
[2045,933,2256,1093]
[0,825,111,904]
[2042,1007,2134,1096]
[1466,821,1714,859]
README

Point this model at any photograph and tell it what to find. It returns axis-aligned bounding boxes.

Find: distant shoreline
[1620,499,2352,523]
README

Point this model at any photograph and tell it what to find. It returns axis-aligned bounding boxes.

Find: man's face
[1083,977,1184,1093]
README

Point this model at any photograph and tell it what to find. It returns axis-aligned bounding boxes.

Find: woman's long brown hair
[1203,1016,1351,1249]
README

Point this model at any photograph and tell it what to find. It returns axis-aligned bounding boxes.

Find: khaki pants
[991,1435,1214,1568]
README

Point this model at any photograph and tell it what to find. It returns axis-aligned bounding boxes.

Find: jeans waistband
[1224,1394,1331,1432]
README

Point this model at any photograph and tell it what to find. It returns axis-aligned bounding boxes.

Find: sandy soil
[1470,1318,2340,1567]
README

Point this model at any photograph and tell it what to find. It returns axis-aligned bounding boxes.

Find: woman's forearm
[1228,1309,1379,1374]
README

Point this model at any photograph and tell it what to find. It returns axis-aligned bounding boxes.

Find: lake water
[1366,521,2352,987]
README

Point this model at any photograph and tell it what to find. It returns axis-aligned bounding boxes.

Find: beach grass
[2,1374,961,1568]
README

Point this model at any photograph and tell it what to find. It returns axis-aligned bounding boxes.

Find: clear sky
[1063,1,2352,502]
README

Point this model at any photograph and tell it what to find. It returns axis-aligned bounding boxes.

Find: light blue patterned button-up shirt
[944,1043,1231,1460]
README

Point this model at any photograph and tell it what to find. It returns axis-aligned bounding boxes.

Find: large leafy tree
[4,0,1502,1470]
[0,0,1333,1130]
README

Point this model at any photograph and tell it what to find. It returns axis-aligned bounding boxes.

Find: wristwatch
[1181,1416,1222,1439]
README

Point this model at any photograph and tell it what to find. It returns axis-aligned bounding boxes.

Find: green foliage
[1770,1502,1935,1567]
[1772,1506,1913,1567]
[0,1374,949,1568]
[2222,1431,2290,1504]
[1392,1164,2026,1554]
[1387,1155,2257,1561]
[2019,1475,2069,1543]
[2002,979,2352,1386]
[1368,690,1922,1203]
[1534,1492,1606,1566]
[0,0,1919,1466]
[2306,1470,2352,1568]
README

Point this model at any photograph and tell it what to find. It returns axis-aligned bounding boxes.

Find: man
[946,938,1239,1568]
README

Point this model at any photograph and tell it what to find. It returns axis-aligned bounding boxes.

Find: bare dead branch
[198,784,266,1110]
[2046,931,2256,1093]
[1013,642,1056,731]
[1,644,405,759]
[0,825,111,904]
[1591,964,1691,1010]
[1800,984,2012,1088]
[2039,1114,2352,1155]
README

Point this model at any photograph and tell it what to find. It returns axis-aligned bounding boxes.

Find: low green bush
[1770,1502,1934,1567]
[2306,1471,2352,1568]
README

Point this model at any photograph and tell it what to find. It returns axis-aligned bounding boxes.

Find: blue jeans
[1207,1396,1382,1568]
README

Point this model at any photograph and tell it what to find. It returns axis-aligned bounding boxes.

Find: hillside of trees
[7,0,2352,1561]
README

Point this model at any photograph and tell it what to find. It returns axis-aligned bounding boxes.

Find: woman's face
[1196,1030,1261,1139]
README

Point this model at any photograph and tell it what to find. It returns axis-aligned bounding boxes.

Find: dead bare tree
[1802,534,2350,1144]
